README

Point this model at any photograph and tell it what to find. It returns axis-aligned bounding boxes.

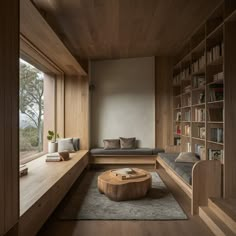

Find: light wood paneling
[224,21,236,198]
[20,0,87,76]
[0,1,19,234]
[43,74,56,152]
[33,0,221,60]
[65,76,89,149]
[155,57,173,149]
[56,74,65,138]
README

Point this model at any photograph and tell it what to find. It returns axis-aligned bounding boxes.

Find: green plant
[47,130,59,142]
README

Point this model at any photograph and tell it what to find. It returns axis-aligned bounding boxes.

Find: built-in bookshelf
[172,1,234,165]
[172,1,236,198]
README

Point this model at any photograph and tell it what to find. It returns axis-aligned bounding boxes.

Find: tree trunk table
[97,168,152,201]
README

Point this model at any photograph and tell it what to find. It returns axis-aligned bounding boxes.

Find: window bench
[19,150,89,236]
[89,148,164,165]
[156,148,222,215]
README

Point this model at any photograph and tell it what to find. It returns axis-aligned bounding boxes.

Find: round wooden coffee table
[97,168,151,201]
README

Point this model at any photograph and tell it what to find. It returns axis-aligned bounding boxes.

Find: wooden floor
[38,167,214,236]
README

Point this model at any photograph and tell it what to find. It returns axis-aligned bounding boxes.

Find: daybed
[90,147,164,165]
[156,146,222,215]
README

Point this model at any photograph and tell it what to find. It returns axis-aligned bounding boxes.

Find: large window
[19,59,44,162]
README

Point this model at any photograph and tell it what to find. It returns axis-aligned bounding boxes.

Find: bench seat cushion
[158,153,194,185]
[90,148,164,156]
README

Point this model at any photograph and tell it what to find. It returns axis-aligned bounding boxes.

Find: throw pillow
[120,137,136,149]
[103,139,120,150]
[73,138,80,151]
[58,138,75,153]
[175,152,200,163]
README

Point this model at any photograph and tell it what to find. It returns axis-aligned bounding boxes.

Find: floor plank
[38,168,214,236]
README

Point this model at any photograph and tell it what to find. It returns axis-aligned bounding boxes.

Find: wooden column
[64,76,89,150]
[0,1,19,235]
[224,21,236,198]
[155,57,174,149]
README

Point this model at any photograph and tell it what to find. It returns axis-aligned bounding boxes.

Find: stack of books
[180,66,191,80]
[192,53,206,73]
[19,164,28,177]
[184,124,190,136]
[46,152,70,162]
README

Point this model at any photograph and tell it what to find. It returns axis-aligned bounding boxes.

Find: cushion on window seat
[158,153,195,185]
[90,148,164,156]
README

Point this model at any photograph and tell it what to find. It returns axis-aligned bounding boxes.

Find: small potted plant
[47,130,60,153]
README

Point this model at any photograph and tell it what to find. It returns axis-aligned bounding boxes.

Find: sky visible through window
[19,59,44,162]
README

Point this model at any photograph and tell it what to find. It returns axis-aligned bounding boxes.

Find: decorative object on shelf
[208,149,224,163]
[47,130,60,153]
[19,164,28,177]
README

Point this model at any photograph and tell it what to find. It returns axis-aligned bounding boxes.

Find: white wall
[91,57,155,147]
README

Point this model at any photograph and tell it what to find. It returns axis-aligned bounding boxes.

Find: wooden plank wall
[0,1,19,235]
[64,76,89,150]
[155,57,173,149]
[224,21,236,198]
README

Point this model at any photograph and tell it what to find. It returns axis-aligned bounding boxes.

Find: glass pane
[19,59,44,162]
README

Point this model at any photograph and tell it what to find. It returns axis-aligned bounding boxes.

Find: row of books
[183,124,191,136]
[208,83,223,102]
[208,149,224,162]
[192,76,205,88]
[213,71,224,82]
[210,128,223,143]
[192,53,206,73]
[207,42,224,64]
[194,108,205,122]
[183,110,191,121]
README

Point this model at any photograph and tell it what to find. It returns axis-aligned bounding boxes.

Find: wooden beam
[0,1,19,234]
[20,0,87,76]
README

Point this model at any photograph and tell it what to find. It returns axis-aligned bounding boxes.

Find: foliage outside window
[19,59,44,162]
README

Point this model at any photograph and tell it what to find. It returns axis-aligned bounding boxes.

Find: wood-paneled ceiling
[32,0,221,60]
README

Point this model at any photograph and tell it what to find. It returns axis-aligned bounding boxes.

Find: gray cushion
[90,148,153,156]
[158,153,194,185]
[152,148,165,155]
[120,137,136,149]
[103,139,120,150]
[175,152,200,163]
[58,138,75,153]
[73,138,80,151]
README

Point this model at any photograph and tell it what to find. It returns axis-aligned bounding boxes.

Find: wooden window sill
[20,150,88,217]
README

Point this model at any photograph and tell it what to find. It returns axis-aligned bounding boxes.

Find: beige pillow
[175,152,200,163]
[103,139,120,150]
[120,137,136,149]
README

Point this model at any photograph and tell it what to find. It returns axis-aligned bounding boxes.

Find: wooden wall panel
[155,57,173,149]
[0,1,19,235]
[56,74,65,138]
[224,21,236,198]
[65,77,89,150]
[43,74,56,152]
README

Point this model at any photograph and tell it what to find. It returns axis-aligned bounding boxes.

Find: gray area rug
[56,171,188,220]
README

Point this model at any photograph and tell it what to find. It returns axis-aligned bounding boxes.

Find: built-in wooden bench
[90,148,164,165]
[19,150,89,236]
[156,146,222,215]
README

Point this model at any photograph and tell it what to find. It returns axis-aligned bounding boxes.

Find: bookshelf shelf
[207,141,224,146]
[192,68,205,76]
[207,100,224,104]
[192,103,205,107]
[181,105,191,109]
[207,121,223,124]
[192,121,205,123]
[192,137,205,142]
[192,86,205,92]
